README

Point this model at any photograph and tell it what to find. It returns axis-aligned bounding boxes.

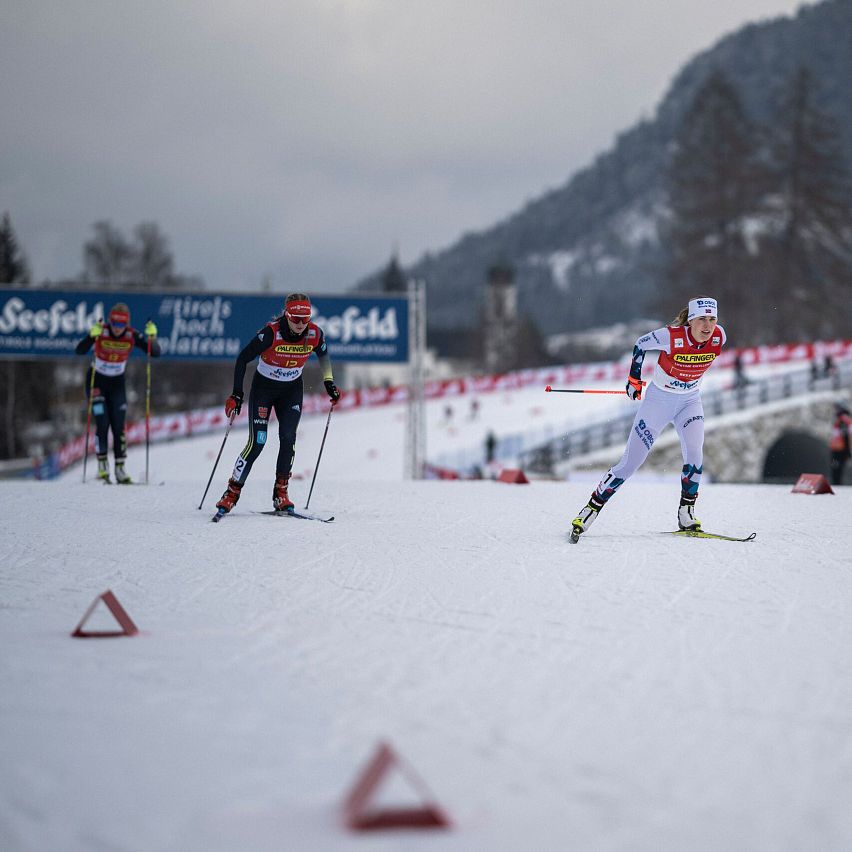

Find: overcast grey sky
[1,1,812,294]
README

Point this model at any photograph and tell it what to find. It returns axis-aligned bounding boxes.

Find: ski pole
[545,385,628,395]
[198,411,236,510]
[305,403,334,510]
[145,332,152,485]
[81,360,96,483]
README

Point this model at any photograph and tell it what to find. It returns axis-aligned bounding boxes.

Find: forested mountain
[355,0,852,350]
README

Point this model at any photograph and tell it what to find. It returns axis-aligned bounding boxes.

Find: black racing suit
[76,329,161,461]
[228,317,332,486]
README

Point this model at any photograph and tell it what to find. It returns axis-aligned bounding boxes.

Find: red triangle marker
[498,468,529,484]
[71,590,140,637]
[791,473,834,495]
[343,742,450,831]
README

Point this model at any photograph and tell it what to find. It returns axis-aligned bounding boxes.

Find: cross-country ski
[664,529,757,542]
[255,509,335,523]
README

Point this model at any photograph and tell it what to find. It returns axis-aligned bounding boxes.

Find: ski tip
[295,510,334,523]
[545,385,552,392]
[293,511,335,523]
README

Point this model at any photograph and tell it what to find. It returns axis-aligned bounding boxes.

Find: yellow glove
[89,321,103,338]
[144,320,158,337]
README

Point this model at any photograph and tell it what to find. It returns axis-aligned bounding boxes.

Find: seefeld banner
[0,288,408,363]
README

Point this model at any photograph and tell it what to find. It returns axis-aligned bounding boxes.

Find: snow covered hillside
[2,386,851,852]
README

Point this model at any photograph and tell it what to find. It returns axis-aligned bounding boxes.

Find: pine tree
[763,66,852,339]
[0,212,31,284]
[0,214,44,460]
[663,72,766,340]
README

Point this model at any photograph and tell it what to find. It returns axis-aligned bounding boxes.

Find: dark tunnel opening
[762,430,831,484]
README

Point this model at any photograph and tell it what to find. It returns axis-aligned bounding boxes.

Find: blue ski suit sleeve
[630,327,670,380]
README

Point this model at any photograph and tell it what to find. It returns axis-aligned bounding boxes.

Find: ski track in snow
[2,380,852,851]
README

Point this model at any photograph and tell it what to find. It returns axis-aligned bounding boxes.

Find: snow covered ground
[2,376,851,852]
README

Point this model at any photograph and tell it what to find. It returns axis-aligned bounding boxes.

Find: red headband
[109,310,130,324]
[285,300,311,320]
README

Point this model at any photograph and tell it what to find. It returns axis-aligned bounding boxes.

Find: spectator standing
[829,403,852,486]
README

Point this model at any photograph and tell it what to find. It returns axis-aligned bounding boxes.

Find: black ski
[664,529,756,542]
[213,509,334,523]
[254,509,335,523]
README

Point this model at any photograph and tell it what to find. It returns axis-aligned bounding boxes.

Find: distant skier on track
[569,296,725,543]
[76,302,160,484]
[214,293,340,517]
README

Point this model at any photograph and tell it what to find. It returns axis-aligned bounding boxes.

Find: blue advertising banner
[0,289,408,363]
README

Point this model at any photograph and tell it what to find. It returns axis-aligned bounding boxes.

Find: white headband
[687,297,718,322]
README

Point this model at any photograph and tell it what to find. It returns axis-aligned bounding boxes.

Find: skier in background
[823,354,838,380]
[829,402,852,486]
[75,302,160,483]
[484,430,497,464]
[732,353,749,389]
[569,296,725,542]
[215,293,340,516]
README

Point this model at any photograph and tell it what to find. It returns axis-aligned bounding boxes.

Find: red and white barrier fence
[46,339,851,476]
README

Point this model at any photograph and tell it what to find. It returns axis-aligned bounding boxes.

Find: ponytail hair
[672,306,689,326]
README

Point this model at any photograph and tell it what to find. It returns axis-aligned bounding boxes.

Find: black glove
[225,391,244,417]
[324,380,341,404]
